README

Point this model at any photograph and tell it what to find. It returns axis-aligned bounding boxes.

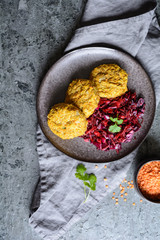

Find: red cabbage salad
[81,90,145,153]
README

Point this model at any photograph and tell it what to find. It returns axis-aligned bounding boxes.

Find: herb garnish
[75,164,97,203]
[108,116,123,133]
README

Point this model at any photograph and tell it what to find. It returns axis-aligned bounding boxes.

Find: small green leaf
[75,173,89,181]
[76,164,86,175]
[84,182,91,188]
[109,116,117,123]
[116,119,123,125]
[75,164,97,203]
[90,183,96,191]
[88,174,97,191]
[108,124,121,133]
[83,173,89,181]
[109,117,116,122]
[110,116,123,125]
[89,174,97,185]
[75,173,85,180]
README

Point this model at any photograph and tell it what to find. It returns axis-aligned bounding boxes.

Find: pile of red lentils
[95,164,143,206]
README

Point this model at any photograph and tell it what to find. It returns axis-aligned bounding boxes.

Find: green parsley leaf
[109,116,123,133]
[75,172,84,180]
[89,174,96,191]
[76,164,86,176]
[89,174,97,185]
[108,123,121,133]
[90,183,96,191]
[75,164,97,203]
[84,173,89,181]
[109,116,123,125]
[116,119,123,125]
[84,182,91,188]
[109,116,117,123]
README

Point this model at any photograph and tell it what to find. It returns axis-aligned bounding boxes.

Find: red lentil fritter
[90,64,128,98]
[65,79,100,118]
[47,103,87,139]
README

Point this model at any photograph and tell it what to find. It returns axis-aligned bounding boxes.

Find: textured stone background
[0,1,160,240]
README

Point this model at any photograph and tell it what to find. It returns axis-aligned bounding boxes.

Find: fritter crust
[65,79,100,118]
[47,103,87,139]
[90,64,128,98]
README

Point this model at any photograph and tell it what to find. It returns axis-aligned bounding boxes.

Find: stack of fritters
[47,64,128,139]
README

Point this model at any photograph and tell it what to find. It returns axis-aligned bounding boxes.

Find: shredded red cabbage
[81,90,145,153]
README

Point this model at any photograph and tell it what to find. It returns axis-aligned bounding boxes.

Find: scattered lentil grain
[120,189,124,194]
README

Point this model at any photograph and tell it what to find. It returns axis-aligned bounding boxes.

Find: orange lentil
[137,161,160,201]
[113,192,115,195]
[124,198,127,202]
[95,165,98,169]
[140,199,143,202]
[124,192,128,196]
[131,180,133,183]
[105,185,108,188]
[104,177,107,181]
[115,198,118,201]
[115,202,118,205]
[104,165,107,168]
[120,189,124,194]
[132,202,135,206]
[112,196,115,200]
[121,194,123,198]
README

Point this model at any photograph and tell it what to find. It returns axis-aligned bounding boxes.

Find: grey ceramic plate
[37,47,155,163]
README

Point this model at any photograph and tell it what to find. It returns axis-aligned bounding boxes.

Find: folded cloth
[29,1,160,239]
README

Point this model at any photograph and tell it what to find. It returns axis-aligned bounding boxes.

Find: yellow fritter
[65,79,100,118]
[47,103,87,139]
[90,64,128,98]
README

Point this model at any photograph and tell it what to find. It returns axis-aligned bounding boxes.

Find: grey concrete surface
[0,1,160,240]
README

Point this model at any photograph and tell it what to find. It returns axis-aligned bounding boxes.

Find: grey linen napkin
[29,1,160,239]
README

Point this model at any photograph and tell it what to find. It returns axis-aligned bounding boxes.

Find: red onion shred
[81,90,145,153]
